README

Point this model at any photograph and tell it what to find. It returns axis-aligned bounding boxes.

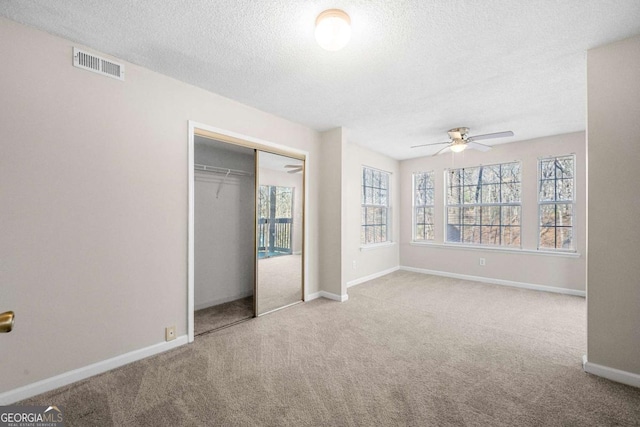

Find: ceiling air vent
[73,47,124,81]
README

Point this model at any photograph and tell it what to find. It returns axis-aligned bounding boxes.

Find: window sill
[409,241,581,258]
[360,241,396,251]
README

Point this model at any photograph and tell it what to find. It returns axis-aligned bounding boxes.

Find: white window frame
[361,166,391,246]
[537,154,576,252]
[445,161,522,248]
[413,171,435,241]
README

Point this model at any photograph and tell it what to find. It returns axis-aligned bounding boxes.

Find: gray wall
[318,130,402,296]
[343,140,400,285]
[587,34,640,375]
[0,17,321,395]
[318,128,344,297]
[400,132,586,292]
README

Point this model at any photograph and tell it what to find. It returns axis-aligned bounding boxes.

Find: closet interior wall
[194,137,255,311]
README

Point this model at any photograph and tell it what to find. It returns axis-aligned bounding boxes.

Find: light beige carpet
[20,271,640,426]
[257,254,302,314]
[194,296,253,336]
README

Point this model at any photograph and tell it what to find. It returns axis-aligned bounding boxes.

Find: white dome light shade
[450,143,467,153]
[315,9,351,51]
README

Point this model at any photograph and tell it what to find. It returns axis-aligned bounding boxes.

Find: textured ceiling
[1,1,639,159]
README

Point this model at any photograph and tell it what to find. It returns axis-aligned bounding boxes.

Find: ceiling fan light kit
[449,142,467,153]
[411,127,514,156]
[315,9,351,51]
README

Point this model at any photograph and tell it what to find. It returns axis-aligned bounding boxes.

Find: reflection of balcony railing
[258,218,293,256]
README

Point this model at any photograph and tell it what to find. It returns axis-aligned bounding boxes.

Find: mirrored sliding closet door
[256,151,304,315]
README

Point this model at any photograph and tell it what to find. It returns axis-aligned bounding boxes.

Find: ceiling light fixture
[450,141,467,153]
[315,9,351,51]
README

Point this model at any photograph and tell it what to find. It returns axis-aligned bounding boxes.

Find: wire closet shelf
[194,163,253,198]
[194,163,253,176]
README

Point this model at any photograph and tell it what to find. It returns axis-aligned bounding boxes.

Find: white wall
[194,143,255,310]
[400,132,586,292]
[0,17,321,395]
[587,34,640,377]
[343,140,400,285]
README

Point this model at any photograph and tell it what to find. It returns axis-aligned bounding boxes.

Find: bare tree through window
[446,162,521,247]
[413,171,435,240]
[361,167,390,244]
[539,155,575,250]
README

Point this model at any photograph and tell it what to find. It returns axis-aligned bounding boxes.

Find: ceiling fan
[411,127,514,156]
[284,164,304,174]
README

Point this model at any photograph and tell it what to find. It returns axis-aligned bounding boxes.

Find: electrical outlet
[165,326,176,341]
[352,260,357,270]
[479,258,486,266]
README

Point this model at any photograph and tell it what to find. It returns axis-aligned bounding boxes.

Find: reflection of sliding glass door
[258,185,293,258]
[256,151,304,315]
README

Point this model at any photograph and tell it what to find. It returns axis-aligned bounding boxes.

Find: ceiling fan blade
[287,168,302,174]
[432,145,452,156]
[467,141,492,152]
[411,141,450,148]
[469,131,514,141]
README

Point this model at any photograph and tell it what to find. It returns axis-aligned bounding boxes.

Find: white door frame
[187,121,310,343]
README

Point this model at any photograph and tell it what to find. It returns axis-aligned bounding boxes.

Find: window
[446,162,521,247]
[361,167,390,244]
[413,171,435,241]
[538,155,575,251]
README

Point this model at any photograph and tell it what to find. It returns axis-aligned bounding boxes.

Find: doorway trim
[188,121,309,343]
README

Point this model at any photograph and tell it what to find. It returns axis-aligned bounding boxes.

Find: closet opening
[188,123,307,341]
[193,137,255,336]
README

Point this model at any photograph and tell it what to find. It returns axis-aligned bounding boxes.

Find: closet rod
[194,163,253,176]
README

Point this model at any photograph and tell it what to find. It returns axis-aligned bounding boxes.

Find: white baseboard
[346,266,399,288]
[0,335,188,405]
[399,266,585,297]
[322,291,348,302]
[305,291,320,301]
[306,291,348,302]
[194,291,253,311]
[583,355,640,388]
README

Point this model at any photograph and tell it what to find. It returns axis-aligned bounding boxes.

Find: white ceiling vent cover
[73,47,124,81]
